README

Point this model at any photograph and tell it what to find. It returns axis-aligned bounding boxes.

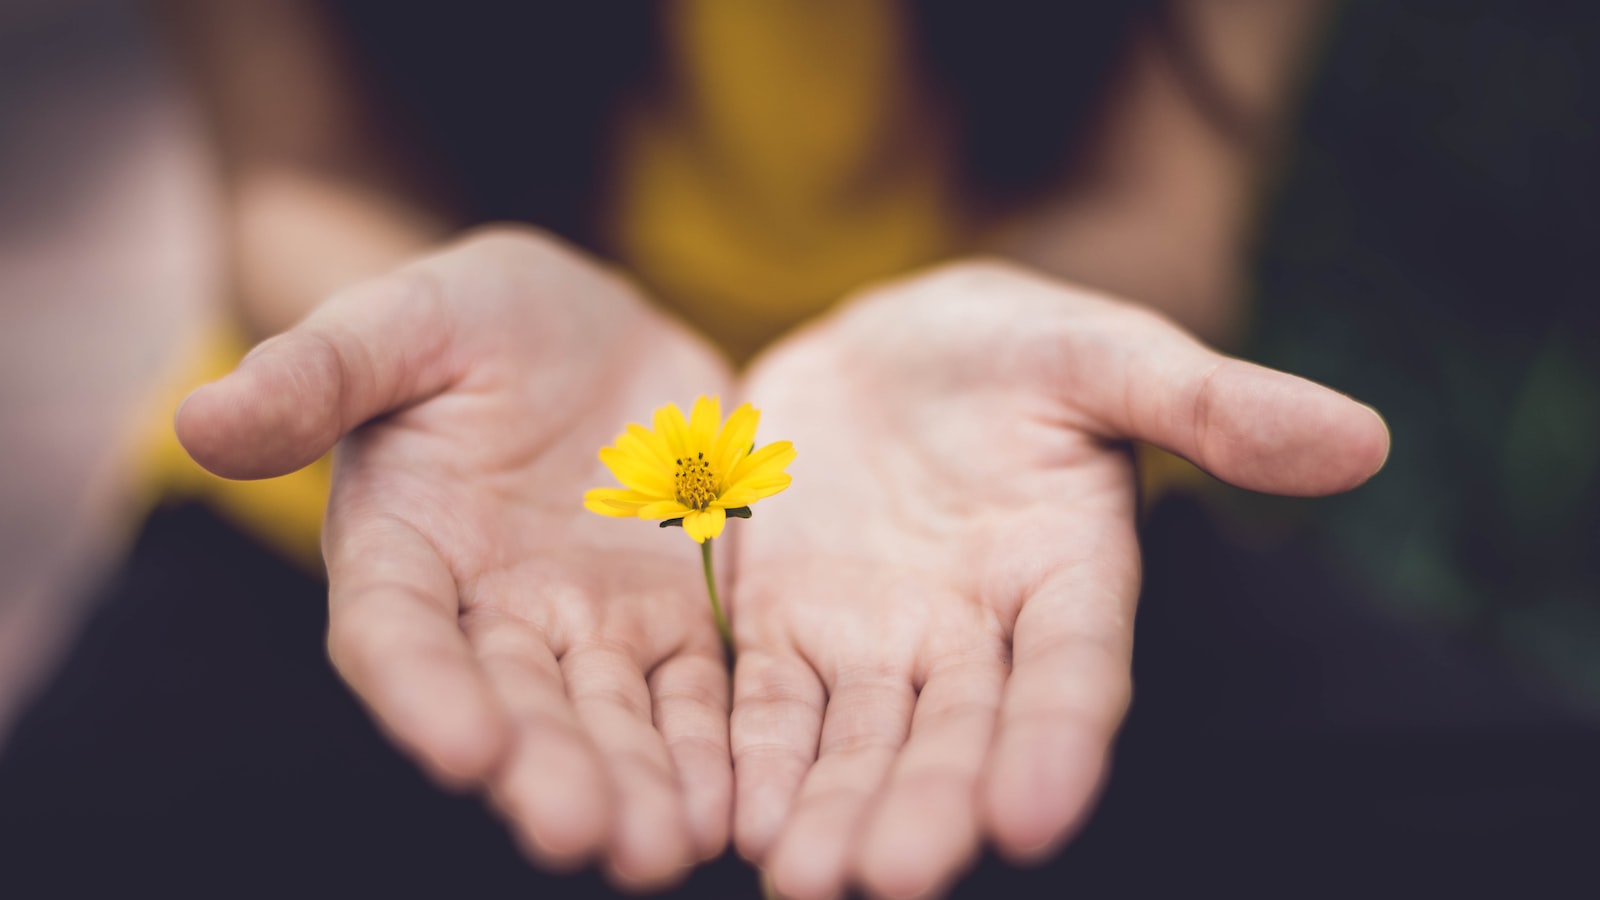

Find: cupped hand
[728,261,1390,899]
[176,228,735,889]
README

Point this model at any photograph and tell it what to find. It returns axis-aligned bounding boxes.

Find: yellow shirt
[605,0,961,361]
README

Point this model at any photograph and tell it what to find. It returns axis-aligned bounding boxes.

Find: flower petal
[713,473,792,508]
[584,487,654,517]
[689,396,722,452]
[618,424,673,470]
[599,446,674,496]
[654,403,692,459]
[682,506,727,543]
[713,403,760,487]
[728,440,797,485]
[638,499,693,520]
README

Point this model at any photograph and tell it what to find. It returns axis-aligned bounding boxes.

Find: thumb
[1069,306,1390,497]
[176,271,455,480]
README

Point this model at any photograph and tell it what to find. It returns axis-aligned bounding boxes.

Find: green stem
[701,538,734,654]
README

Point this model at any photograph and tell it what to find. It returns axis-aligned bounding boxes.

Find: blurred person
[2,2,1597,898]
[0,0,216,745]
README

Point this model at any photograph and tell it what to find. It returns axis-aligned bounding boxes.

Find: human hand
[176,228,734,889]
[728,261,1390,899]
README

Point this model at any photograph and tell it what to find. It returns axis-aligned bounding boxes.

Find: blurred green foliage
[1243,0,1600,709]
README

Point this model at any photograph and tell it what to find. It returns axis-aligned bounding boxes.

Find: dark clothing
[320,1,1151,239]
[1,501,1594,898]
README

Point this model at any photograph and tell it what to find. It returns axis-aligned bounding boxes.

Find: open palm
[178,229,734,889]
[729,262,1390,899]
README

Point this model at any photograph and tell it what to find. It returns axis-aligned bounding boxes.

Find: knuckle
[913,695,999,726]
[730,740,809,769]
[653,672,728,714]
[287,329,352,431]
[571,676,653,720]
[226,328,351,474]
[318,265,458,406]
[737,666,821,710]
[324,588,410,681]
[887,764,982,794]
[612,746,679,787]
[821,729,901,757]
[666,731,729,764]
[1190,359,1229,465]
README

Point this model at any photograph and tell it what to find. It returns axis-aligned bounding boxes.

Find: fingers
[465,614,612,871]
[649,651,734,862]
[854,658,1006,900]
[176,268,458,480]
[765,673,917,900]
[851,261,1389,497]
[981,537,1139,864]
[173,225,667,482]
[1064,304,1390,497]
[730,651,827,863]
[324,513,510,789]
[562,644,696,890]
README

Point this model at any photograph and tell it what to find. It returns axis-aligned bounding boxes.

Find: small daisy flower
[585,396,795,542]
[584,396,795,650]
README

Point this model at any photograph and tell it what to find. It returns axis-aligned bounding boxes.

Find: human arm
[157,0,451,336]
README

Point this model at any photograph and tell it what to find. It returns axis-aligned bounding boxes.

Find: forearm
[156,0,449,336]
[226,168,448,338]
[986,0,1333,349]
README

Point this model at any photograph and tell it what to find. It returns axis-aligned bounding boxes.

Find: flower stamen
[675,450,718,510]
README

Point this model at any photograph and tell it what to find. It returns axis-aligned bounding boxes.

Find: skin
[159,3,1357,895]
[178,237,1388,898]
[177,229,736,890]
[730,261,1388,899]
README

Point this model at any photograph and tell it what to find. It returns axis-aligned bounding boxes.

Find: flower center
[675,451,718,510]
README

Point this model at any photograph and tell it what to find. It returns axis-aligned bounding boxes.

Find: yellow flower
[584,396,796,543]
